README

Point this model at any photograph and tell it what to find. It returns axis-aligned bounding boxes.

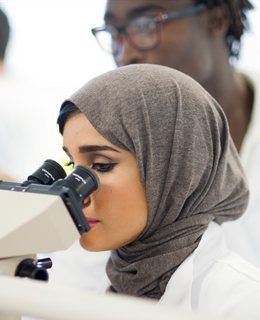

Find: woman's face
[62,112,148,251]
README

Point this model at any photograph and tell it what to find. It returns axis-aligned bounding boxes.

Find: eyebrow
[62,145,119,154]
[104,4,165,22]
[79,145,120,153]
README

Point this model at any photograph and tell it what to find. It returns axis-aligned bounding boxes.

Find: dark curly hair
[194,0,254,57]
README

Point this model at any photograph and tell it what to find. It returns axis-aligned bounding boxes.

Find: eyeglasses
[91,4,206,56]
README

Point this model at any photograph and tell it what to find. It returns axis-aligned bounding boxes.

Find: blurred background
[2,0,114,89]
[0,0,259,180]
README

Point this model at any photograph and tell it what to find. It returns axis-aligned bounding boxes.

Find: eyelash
[64,161,117,173]
[64,160,74,168]
[92,163,117,173]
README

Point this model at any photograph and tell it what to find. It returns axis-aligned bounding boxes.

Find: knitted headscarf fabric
[61,64,249,299]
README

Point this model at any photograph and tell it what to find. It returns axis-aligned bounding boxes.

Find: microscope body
[0,160,99,320]
[0,185,85,259]
[0,160,99,280]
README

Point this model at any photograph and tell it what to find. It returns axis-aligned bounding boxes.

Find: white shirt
[222,69,260,267]
[160,222,260,319]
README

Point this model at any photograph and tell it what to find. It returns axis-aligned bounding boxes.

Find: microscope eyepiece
[53,165,100,203]
[22,159,67,186]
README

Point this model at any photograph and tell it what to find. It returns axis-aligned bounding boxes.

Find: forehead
[63,113,108,146]
[105,0,194,21]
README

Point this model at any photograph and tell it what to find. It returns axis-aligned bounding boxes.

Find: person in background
[0,6,9,75]
[57,64,260,319]
[0,6,13,181]
[90,0,260,267]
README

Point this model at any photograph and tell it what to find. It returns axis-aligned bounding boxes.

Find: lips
[86,217,100,229]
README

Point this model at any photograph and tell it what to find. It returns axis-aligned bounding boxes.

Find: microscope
[0,159,99,281]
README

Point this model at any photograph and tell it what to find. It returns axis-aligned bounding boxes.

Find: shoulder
[160,222,260,319]
[197,252,260,318]
[201,251,260,296]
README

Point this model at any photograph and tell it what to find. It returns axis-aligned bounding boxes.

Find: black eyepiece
[22,159,66,186]
[15,258,52,282]
[53,165,99,203]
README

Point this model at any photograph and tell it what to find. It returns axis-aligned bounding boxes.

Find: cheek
[81,165,148,250]
[98,178,146,215]
[156,25,213,82]
[95,175,148,231]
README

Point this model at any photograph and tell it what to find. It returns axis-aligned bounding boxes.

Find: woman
[57,64,260,319]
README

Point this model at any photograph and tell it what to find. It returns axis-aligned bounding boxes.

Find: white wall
[2,0,114,88]
[238,0,260,72]
[0,0,115,179]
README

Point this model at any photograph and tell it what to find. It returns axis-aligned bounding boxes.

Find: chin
[79,232,110,252]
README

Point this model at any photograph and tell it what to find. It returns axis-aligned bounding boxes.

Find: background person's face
[62,112,148,251]
[105,0,218,85]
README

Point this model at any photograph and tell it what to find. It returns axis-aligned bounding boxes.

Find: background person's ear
[204,4,230,36]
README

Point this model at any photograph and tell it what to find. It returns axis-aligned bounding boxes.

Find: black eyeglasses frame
[91,3,207,54]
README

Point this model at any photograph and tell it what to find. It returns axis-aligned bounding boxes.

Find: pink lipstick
[86,217,100,229]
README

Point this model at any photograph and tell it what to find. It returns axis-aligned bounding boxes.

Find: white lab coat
[222,69,260,267]
[23,222,260,320]
[160,222,260,319]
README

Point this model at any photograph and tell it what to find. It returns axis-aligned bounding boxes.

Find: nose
[113,36,145,66]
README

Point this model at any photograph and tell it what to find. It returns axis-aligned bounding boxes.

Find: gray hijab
[64,64,248,299]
